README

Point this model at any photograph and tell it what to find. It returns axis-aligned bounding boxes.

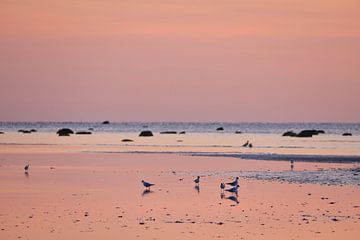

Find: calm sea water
[1,122,360,161]
[0,122,359,134]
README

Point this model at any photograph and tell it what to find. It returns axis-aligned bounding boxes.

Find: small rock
[76,131,92,135]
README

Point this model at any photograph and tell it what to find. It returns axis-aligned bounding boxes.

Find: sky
[0,0,359,122]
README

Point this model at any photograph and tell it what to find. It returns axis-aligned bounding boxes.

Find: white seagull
[226,177,239,186]
[225,185,239,194]
[141,180,155,189]
[24,164,30,173]
[194,176,200,184]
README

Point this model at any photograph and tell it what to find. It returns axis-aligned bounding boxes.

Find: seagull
[225,185,239,194]
[194,176,200,184]
[226,177,239,186]
[220,182,225,190]
[141,180,154,189]
[242,140,249,147]
[24,164,30,173]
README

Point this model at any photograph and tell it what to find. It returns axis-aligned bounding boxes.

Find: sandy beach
[0,152,359,240]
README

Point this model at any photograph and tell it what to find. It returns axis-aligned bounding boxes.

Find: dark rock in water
[58,132,70,136]
[235,131,242,134]
[160,131,177,134]
[56,128,74,135]
[22,130,32,134]
[102,121,110,124]
[297,130,323,138]
[139,130,153,137]
[30,129,37,132]
[179,131,186,134]
[122,139,134,142]
[88,128,94,131]
[282,131,298,137]
[18,129,25,133]
[342,133,352,136]
[76,131,92,135]
[216,127,224,131]
[0,131,4,134]
[317,130,325,134]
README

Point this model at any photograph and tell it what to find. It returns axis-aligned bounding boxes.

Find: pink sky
[0,0,359,122]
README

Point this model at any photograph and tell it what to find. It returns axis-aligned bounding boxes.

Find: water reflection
[194,185,200,194]
[142,189,154,196]
[220,192,225,199]
[226,196,239,205]
[24,172,29,178]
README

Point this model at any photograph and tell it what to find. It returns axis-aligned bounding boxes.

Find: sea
[1,122,360,185]
[0,122,359,162]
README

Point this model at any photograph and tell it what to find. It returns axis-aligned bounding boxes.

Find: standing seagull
[24,164,30,173]
[220,182,225,191]
[194,176,200,185]
[225,185,239,194]
[242,140,249,147]
[226,177,239,186]
[141,180,155,190]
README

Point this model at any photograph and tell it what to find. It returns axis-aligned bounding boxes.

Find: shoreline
[0,152,359,240]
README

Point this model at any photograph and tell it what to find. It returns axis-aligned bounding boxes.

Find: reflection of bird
[220,192,225,199]
[24,164,30,173]
[142,189,153,196]
[194,176,200,184]
[225,185,239,194]
[194,185,200,194]
[226,177,239,186]
[220,182,225,190]
[141,180,154,189]
[242,141,249,147]
[227,196,239,205]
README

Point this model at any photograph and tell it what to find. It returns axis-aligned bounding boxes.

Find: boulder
[102,121,110,124]
[22,130,32,134]
[139,131,153,137]
[76,131,92,135]
[342,133,352,136]
[179,131,186,134]
[56,128,74,135]
[235,131,242,134]
[216,127,224,131]
[18,129,25,133]
[122,139,134,142]
[30,129,37,132]
[282,131,298,137]
[160,131,177,134]
[0,131,4,134]
[58,132,70,137]
[297,130,321,138]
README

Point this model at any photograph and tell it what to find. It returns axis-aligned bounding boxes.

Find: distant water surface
[0,122,359,161]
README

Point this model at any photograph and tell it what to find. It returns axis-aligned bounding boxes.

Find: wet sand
[0,153,359,240]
